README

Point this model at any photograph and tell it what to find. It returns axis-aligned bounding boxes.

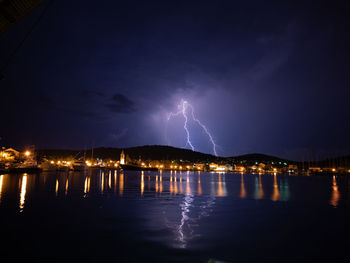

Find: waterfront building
[258,163,266,170]
[150,160,161,168]
[209,162,218,171]
[120,150,125,165]
[1,147,20,162]
[235,165,245,173]
[308,167,321,172]
[288,164,298,174]
[194,163,205,171]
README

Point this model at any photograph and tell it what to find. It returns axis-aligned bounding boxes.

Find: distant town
[1,145,349,175]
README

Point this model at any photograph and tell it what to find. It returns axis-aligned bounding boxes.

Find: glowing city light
[168,99,218,156]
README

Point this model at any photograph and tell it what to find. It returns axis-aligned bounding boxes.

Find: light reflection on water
[0,170,348,249]
[330,175,340,207]
[55,179,59,196]
[19,174,27,212]
[240,173,246,198]
[0,174,3,203]
[0,171,346,209]
[108,171,111,190]
[101,171,104,193]
[141,171,144,196]
[197,173,202,195]
[119,172,124,196]
[65,176,69,196]
[178,189,193,248]
[271,174,280,202]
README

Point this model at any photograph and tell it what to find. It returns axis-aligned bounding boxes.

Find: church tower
[120,150,125,165]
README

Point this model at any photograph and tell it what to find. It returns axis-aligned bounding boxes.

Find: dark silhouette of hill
[36,145,349,167]
[37,149,83,160]
[228,153,296,165]
[37,145,222,162]
[118,145,220,162]
[36,145,293,164]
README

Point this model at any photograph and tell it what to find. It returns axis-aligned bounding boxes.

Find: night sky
[1,0,349,160]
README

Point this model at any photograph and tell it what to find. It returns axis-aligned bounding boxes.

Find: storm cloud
[0,0,349,160]
[106,93,136,114]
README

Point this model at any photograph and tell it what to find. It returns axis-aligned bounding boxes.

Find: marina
[1,1,349,262]
[0,170,349,262]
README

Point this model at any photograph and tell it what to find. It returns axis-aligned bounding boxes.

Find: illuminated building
[120,150,125,165]
[194,163,205,171]
[308,167,321,172]
[0,148,19,162]
[209,162,217,171]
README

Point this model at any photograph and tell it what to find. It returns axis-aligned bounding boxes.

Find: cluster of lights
[51,160,71,165]
[1,152,9,158]
[9,149,350,174]
[47,159,122,168]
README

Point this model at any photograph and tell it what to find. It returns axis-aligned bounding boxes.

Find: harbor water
[0,170,349,262]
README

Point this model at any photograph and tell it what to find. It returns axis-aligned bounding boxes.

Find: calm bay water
[0,170,349,262]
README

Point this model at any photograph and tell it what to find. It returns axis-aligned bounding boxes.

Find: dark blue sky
[1,0,349,160]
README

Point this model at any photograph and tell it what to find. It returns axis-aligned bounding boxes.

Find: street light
[25,151,30,157]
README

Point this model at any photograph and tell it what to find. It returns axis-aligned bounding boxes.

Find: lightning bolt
[167,100,195,151]
[186,103,218,156]
[167,99,218,156]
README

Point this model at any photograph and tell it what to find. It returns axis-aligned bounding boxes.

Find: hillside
[229,153,296,165]
[36,145,349,168]
[37,145,222,162]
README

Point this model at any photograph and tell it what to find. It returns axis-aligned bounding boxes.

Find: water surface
[0,171,349,262]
